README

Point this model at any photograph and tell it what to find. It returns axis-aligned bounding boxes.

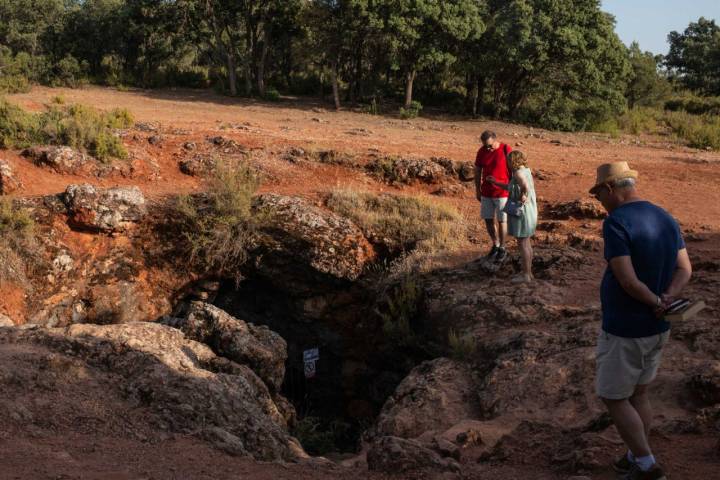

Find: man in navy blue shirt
[591,162,692,480]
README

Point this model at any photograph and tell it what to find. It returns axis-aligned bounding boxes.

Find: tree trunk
[244,28,253,96]
[227,51,238,96]
[257,22,270,97]
[404,70,417,108]
[331,62,341,111]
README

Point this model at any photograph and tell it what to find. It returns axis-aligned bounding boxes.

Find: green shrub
[291,416,353,455]
[448,328,476,361]
[616,107,661,135]
[664,111,720,150]
[325,189,466,255]
[171,162,259,282]
[0,98,43,148]
[399,100,422,119]
[0,197,35,285]
[51,54,87,88]
[376,275,420,347]
[263,88,281,102]
[0,99,132,160]
[589,118,620,137]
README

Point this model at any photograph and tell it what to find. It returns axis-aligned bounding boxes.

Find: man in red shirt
[475,130,512,261]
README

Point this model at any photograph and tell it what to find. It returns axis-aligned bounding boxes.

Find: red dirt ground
[2,86,719,479]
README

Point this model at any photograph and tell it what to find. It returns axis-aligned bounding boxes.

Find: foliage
[626,42,672,108]
[663,111,720,150]
[0,197,35,285]
[325,188,466,255]
[171,161,259,282]
[376,275,421,347]
[399,100,422,119]
[291,416,354,456]
[448,328,476,361]
[0,98,132,160]
[665,17,720,96]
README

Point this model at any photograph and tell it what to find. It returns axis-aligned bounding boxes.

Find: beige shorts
[481,196,507,222]
[596,330,670,400]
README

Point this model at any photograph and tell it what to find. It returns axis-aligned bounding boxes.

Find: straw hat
[589,162,638,194]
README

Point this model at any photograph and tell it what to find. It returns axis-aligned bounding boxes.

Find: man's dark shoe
[623,464,667,480]
[494,247,508,263]
[485,245,499,260]
[613,453,634,474]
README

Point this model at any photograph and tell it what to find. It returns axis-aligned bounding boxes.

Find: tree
[626,42,671,108]
[471,0,630,130]
[666,17,720,96]
[383,0,484,108]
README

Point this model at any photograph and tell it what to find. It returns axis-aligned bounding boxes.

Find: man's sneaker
[623,464,667,480]
[613,453,635,474]
[485,245,499,260]
[494,247,508,263]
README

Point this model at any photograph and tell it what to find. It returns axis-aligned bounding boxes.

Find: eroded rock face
[688,363,720,406]
[367,435,461,474]
[368,358,479,440]
[0,160,22,194]
[2,322,298,461]
[63,184,147,232]
[368,156,447,184]
[251,194,374,287]
[162,302,287,392]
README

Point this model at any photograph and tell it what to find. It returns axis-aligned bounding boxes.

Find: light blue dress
[507,167,537,238]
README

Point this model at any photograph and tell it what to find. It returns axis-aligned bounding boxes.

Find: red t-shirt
[475,143,512,198]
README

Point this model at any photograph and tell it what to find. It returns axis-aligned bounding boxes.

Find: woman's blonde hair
[507,150,528,170]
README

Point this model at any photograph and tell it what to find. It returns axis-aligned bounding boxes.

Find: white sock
[635,454,656,471]
[627,450,635,462]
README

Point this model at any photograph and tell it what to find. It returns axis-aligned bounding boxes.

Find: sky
[601,0,720,55]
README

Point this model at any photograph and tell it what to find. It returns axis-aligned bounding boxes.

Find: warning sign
[304,359,317,379]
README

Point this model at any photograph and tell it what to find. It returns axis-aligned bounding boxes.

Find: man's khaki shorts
[596,329,670,400]
[481,196,507,222]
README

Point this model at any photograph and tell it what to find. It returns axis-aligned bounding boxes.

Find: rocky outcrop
[179,154,217,176]
[23,146,97,175]
[2,322,298,461]
[251,194,374,288]
[546,199,606,220]
[162,302,287,391]
[0,160,22,194]
[688,363,720,406]
[63,184,147,232]
[367,436,461,473]
[368,156,447,184]
[368,358,479,440]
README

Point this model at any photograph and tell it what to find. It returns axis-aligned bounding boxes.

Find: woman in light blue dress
[487,150,538,283]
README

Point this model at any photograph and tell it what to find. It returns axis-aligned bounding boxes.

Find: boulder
[63,184,147,232]
[688,363,720,406]
[546,199,606,220]
[367,436,461,473]
[162,302,287,391]
[0,314,14,327]
[24,146,95,174]
[0,160,22,194]
[457,161,475,181]
[179,155,217,176]
[5,322,297,460]
[251,194,374,285]
[368,156,447,184]
[369,358,479,440]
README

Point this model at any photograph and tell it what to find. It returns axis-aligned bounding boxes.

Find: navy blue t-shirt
[601,201,685,338]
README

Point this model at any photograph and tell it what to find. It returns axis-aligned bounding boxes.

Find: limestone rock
[368,156,447,184]
[0,314,14,327]
[547,199,606,220]
[63,184,146,232]
[688,363,720,406]
[367,436,461,473]
[25,146,95,175]
[0,160,22,194]
[251,194,374,285]
[6,322,297,460]
[163,302,287,392]
[368,358,479,440]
